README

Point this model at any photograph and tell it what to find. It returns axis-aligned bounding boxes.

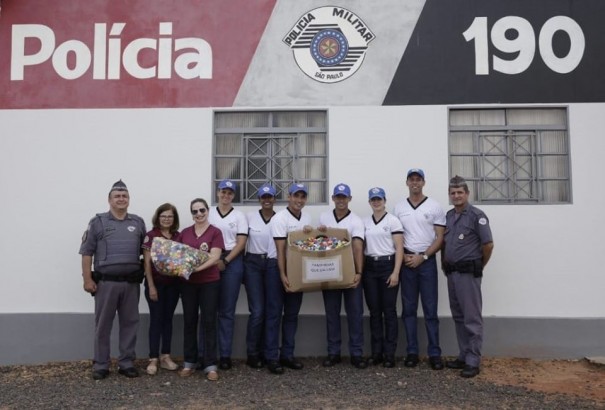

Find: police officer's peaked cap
[110,179,128,193]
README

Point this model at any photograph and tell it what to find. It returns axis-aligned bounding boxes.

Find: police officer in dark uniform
[80,180,147,380]
[441,176,493,378]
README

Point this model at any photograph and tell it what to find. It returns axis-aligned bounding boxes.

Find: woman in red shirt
[142,203,181,376]
[177,198,224,381]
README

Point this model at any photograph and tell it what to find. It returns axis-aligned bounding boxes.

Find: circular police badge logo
[283,6,375,83]
[311,29,348,66]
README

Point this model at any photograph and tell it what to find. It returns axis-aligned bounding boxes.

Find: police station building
[1,0,604,364]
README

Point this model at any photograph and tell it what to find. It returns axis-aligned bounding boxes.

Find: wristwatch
[422,254,429,261]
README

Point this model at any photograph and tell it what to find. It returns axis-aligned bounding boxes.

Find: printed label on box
[302,255,343,283]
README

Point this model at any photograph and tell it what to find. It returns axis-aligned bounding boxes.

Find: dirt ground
[1,356,604,409]
[480,357,605,403]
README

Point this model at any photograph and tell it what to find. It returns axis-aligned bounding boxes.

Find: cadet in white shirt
[393,169,446,370]
[362,187,404,368]
[318,183,367,369]
[266,183,313,374]
[244,184,278,369]
[209,179,248,371]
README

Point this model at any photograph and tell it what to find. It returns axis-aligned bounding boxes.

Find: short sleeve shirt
[79,212,146,274]
[209,207,248,251]
[443,204,493,264]
[246,210,276,257]
[363,213,403,257]
[319,209,365,241]
[271,207,311,258]
[393,197,446,253]
[177,224,225,284]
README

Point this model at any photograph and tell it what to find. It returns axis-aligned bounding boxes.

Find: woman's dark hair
[151,203,180,233]
[190,198,209,212]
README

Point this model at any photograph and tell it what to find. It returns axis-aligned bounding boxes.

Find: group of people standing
[79,169,493,382]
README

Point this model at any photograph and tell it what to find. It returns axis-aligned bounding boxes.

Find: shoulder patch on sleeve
[478,217,487,225]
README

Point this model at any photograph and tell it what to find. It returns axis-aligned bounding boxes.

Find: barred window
[448,108,571,204]
[213,111,328,204]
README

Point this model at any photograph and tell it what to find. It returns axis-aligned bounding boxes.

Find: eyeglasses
[191,208,207,215]
[159,215,174,219]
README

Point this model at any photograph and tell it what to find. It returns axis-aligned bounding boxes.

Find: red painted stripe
[0,0,277,108]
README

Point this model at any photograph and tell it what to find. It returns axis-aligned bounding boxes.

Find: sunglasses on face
[191,208,207,215]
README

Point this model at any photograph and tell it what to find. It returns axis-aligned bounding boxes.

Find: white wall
[1,104,603,318]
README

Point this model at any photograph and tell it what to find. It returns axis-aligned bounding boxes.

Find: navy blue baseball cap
[407,168,425,179]
[218,179,237,191]
[257,184,277,198]
[368,187,386,200]
[333,183,351,197]
[288,183,308,195]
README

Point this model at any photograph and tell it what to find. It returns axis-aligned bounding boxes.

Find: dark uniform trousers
[263,258,303,361]
[322,286,365,357]
[363,257,399,357]
[94,280,140,371]
[401,255,441,357]
[447,271,483,368]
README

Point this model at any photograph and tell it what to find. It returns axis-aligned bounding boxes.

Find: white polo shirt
[246,210,276,257]
[271,208,311,259]
[319,209,364,241]
[393,197,446,253]
[363,213,404,257]
[209,206,248,251]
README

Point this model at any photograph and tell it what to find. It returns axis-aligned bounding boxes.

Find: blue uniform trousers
[218,253,244,358]
[264,260,303,361]
[243,253,269,357]
[401,256,442,357]
[322,286,364,357]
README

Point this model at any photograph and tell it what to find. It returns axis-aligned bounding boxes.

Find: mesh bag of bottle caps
[150,237,209,280]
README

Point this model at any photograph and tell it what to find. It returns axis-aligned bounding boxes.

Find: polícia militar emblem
[311,29,348,66]
[283,6,374,83]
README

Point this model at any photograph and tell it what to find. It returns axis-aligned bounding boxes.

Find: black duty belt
[97,273,135,282]
[443,259,483,277]
[92,269,144,283]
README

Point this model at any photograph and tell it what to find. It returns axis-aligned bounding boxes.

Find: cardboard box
[286,228,356,292]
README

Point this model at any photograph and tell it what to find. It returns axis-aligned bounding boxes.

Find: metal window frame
[448,107,571,204]
[213,110,329,204]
